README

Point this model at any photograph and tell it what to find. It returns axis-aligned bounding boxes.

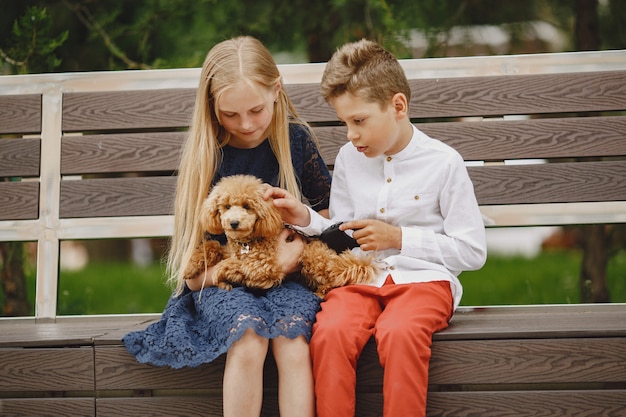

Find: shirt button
[414,195,420,200]
[389,265,395,270]
[386,156,392,162]
[386,178,392,183]
[380,208,385,213]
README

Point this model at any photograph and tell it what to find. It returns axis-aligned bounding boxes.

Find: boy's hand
[263,186,311,227]
[340,219,402,251]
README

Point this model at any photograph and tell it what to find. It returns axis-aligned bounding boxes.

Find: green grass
[4,249,626,316]
[57,262,173,315]
[460,249,626,306]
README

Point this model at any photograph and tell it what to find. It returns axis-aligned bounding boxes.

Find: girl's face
[217,80,279,148]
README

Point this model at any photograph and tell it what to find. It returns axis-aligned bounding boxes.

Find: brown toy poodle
[182,175,376,298]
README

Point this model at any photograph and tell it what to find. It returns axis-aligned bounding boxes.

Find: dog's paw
[217,280,234,291]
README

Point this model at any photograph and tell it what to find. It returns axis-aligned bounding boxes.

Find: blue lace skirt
[123,280,321,369]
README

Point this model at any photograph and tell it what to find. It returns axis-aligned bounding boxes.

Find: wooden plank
[0,95,41,134]
[96,395,281,417]
[408,70,626,119]
[0,316,156,348]
[356,391,626,417]
[0,348,94,391]
[424,390,626,417]
[314,115,626,164]
[61,132,184,174]
[0,398,94,417]
[469,160,626,205]
[443,304,626,340]
[420,115,626,161]
[95,346,225,390]
[285,83,337,123]
[0,138,40,177]
[429,337,626,385]
[0,182,39,221]
[96,397,221,417]
[62,89,196,132]
[59,176,176,218]
[356,337,626,386]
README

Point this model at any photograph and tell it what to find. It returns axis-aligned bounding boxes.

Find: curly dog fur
[183,175,376,298]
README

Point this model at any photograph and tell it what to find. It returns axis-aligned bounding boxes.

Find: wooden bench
[1,50,626,416]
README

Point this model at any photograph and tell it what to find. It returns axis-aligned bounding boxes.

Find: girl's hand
[185,267,216,291]
[341,219,402,252]
[277,228,305,275]
[263,186,311,227]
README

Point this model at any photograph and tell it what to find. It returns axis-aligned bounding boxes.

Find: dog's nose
[230,221,240,230]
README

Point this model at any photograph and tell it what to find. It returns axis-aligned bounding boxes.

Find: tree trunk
[0,242,32,316]
[575,0,600,51]
[580,225,610,302]
[574,0,609,303]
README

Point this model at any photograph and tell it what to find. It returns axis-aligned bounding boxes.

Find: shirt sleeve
[400,153,487,272]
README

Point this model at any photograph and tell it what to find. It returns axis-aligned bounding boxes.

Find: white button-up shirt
[300,125,487,309]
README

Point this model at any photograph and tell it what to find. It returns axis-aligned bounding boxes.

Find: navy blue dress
[123,123,331,369]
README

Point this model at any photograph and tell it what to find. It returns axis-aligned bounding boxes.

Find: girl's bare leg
[223,328,269,417]
[271,335,315,417]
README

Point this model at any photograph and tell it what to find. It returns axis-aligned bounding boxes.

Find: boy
[267,39,487,416]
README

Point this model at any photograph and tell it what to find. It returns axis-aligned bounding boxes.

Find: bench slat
[286,71,626,122]
[61,132,184,174]
[95,346,225,390]
[0,398,94,417]
[315,115,626,164]
[0,182,39,221]
[0,138,40,177]
[96,397,222,417]
[430,338,626,384]
[356,338,626,385]
[60,177,176,218]
[0,95,41,134]
[421,115,626,161]
[443,304,626,339]
[0,348,94,391]
[424,391,626,417]
[409,70,626,119]
[470,160,626,205]
[62,89,196,132]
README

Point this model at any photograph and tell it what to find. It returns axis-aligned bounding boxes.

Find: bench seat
[2,304,625,416]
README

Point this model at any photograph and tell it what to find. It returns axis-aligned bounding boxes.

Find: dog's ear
[253,189,284,236]
[201,191,224,234]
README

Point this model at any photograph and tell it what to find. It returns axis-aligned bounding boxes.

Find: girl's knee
[272,335,311,368]
[228,328,269,362]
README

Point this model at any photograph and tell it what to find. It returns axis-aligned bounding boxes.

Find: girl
[123,36,331,417]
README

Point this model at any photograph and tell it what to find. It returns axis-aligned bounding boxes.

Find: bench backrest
[1,50,626,319]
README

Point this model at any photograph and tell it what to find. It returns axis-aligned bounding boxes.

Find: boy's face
[329,92,410,158]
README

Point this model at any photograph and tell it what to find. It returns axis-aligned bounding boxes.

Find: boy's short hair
[321,39,411,108]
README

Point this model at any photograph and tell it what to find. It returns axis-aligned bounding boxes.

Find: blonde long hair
[167,36,306,295]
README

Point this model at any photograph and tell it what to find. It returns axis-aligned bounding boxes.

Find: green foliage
[3,0,626,72]
[0,6,68,74]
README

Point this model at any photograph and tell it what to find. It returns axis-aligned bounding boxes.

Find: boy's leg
[310,284,382,417]
[375,281,453,417]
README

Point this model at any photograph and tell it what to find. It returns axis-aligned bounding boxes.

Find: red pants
[310,277,453,417]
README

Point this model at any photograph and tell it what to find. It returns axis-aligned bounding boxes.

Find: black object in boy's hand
[319,223,359,253]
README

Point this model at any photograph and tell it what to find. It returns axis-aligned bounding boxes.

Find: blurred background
[1,0,625,315]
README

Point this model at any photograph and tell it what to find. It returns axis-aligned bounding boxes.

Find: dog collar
[234,238,264,255]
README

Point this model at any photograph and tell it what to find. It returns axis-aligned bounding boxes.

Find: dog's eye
[243,203,251,210]
[224,204,231,210]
